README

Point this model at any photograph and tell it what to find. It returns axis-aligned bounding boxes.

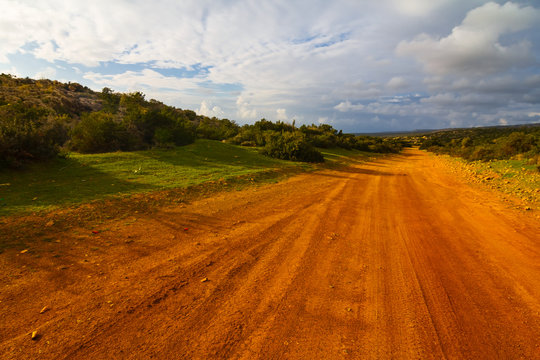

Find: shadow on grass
[0,156,156,216]
[144,140,289,170]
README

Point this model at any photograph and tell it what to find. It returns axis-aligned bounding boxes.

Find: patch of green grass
[0,140,302,216]
[486,160,537,178]
[0,141,376,217]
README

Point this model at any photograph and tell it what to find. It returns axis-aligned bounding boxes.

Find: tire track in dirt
[1,149,539,359]
[54,171,352,359]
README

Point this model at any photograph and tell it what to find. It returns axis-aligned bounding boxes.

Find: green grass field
[0,140,368,216]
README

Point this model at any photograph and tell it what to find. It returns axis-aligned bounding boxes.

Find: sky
[1,0,540,132]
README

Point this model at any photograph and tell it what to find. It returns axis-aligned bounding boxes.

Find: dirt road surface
[1,149,539,359]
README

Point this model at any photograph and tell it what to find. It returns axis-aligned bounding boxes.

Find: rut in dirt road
[1,149,539,359]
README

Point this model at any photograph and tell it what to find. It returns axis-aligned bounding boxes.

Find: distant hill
[354,123,540,138]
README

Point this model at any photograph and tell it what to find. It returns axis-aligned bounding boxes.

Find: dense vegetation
[0,74,405,168]
[417,125,540,168]
[229,119,405,163]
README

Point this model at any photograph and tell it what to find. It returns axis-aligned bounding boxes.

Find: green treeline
[228,119,405,163]
[0,74,404,167]
[417,125,540,169]
[0,74,405,168]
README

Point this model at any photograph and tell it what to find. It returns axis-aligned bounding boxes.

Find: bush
[469,145,496,161]
[261,131,324,163]
[230,127,265,146]
[499,132,536,157]
[196,117,239,140]
[70,112,134,153]
[0,104,68,168]
[153,127,175,148]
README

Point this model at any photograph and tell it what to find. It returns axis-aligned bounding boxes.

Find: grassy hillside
[1,74,407,168]
[0,140,371,217]
[0,140,288,216]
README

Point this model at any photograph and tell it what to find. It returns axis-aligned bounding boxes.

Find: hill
[0,74,406,168]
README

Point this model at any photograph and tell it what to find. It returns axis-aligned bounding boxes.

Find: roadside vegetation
[0,138,376,217]
[0,140,373,250]
[415,125,540,209]
[416,124,540,167]
[1,73,406,169]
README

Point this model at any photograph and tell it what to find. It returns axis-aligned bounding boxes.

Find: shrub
[499,132,536,157]
[70,112,134,153]
[166,119,196,146]
[230,127,265,146]
[469,145,496,161]
[0,104,68,168]
[99,87,121,113]
[153,127,175,148]
[196,117,239,140]
[461,137,473,148]
[261,131,324,163]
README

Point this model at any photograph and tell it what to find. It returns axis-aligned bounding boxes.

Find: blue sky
[1,0,539,132]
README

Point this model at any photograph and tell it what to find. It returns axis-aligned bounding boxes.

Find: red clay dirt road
[1,148,540,359]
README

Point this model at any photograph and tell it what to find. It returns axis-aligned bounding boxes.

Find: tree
[70,112,132,153]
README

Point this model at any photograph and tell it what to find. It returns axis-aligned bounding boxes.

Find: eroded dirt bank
[1,149,539,359]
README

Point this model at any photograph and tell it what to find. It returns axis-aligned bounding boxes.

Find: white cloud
[83,69,199,92]
[236,95,257,120]
[82,69,213,110]
[197,101,224,118]
[276,108,288,121]
[334,100,365,112]
[0,0,539,132]
[387,76,408,90]
[390,0,451,17]
[397,2,540,76]
[35,66,57,79]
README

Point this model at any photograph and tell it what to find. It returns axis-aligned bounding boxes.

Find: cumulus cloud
[236,95,257,120]
[334,100,365,112]
[197,101,225,118]
[276,108,288,121]
[397,2,540,76]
